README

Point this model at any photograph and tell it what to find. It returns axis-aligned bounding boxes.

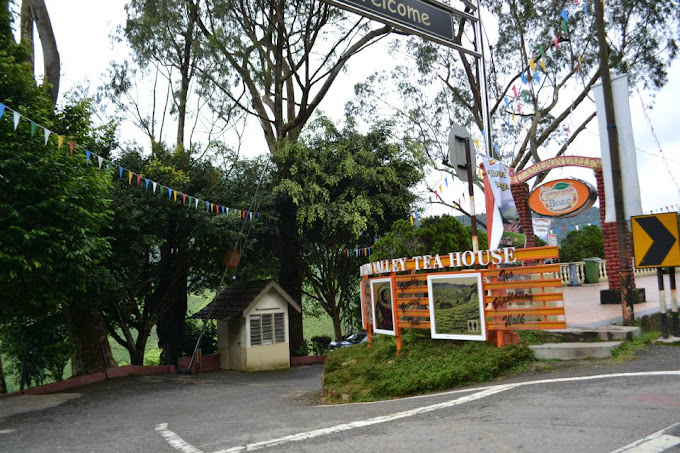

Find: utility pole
[594,0,634,325]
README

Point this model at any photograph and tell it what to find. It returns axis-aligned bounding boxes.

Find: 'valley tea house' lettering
[360,247,517,276]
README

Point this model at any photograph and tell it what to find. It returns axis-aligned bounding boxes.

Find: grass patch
[611,330,661,362]
[516,330,561,345]
[322,330,535,403]
[303,313,334,342]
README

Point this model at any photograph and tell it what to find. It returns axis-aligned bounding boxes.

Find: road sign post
[632,212,680,339]
[669,267,680,337]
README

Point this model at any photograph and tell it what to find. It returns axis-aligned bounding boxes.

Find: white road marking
[0,429,16,434]
[157,371,680,453]
[155,423,204,453]
[214,384,517,453]
[610,422,680,453]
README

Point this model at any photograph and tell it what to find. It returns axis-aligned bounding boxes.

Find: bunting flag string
[499,4,591,144]
[0,101,267,222]
[343,246,372,258]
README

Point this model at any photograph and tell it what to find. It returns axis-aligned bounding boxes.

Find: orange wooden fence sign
[360,246,566,349]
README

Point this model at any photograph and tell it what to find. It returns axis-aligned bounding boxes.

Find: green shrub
[182,319,217,357]
[323,333,534,402]
[310,335,332,355]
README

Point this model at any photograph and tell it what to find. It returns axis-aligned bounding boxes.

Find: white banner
[592,75,643,222]
[480,155,521,250]
[532,217,551,242]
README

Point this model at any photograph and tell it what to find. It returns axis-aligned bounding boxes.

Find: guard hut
[194,280,301,371]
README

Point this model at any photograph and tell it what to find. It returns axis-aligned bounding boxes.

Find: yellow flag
[174,191,178,202]
[529,59,536,71]
[57,135,63,150]
[474,138,480,148]
[128,171,133,185]
[541,60,546,72]
[410,215,414,225]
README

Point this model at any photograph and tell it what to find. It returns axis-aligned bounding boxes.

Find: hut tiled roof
[192,279,300,320]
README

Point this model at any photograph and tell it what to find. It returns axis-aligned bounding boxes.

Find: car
[329,332,367,350]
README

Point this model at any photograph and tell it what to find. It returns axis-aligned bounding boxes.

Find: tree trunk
[27,0,59,105]
[0,355,7,394]
[157,263,188,367]
[19,0,34,72]
[64,304,117,376]
[278,195,305,354]
[332,312,343,342]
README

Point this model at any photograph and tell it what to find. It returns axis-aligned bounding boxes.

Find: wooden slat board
[361,246,567,347]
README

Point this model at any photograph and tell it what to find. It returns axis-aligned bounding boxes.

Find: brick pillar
[511,182,535,248]
[595,168,636,294]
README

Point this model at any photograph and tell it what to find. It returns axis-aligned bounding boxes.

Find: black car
[329,332,367,350]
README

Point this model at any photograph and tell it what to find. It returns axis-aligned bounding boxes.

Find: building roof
[192,280,301,320]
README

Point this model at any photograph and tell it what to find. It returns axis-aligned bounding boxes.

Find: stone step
[545,325,640,342]
[530,341,621,360]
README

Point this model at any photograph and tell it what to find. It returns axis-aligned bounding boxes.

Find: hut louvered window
[249,313,286,346]
[274,313,284,343]
[250,315,262,345]
[261,314,273,345]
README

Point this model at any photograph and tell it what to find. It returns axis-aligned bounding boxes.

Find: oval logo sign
[528,178,597,218]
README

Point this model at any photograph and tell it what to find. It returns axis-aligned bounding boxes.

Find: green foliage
[102,147,277,364]
[43,342,76,382]
[372,215,486,262]
[0,18,118,380]
[310,335,332,355]
[323,333,534,402]
[611,330,661,362]
[559,225,604,262]
[275,117,425,339]
[0,313,73,388]
[182,319,217,356]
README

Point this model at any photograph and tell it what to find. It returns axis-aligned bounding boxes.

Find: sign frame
[632,212,680,268]
[427,272,486,341]
[527,178,597,218]
[322,0,481,57]
[370,278,396,335]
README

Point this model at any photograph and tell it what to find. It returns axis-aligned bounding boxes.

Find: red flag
[137,174,141,186]
[69,142,75,156]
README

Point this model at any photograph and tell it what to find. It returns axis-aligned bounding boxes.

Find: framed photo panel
[370,278,395,336]
[427,273,486,341]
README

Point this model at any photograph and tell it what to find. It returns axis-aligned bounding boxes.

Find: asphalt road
[1,345,679,453]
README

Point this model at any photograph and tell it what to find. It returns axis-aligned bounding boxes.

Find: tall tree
[19,0,60,105]
[102,146,277,365]
[352,0,680,210]
[189,0,392,351]
[115,0,247,365]
[276,117,424,340]
[1,2,119,376]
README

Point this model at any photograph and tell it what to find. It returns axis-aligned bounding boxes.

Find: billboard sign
[323,0,480,56]
[528,178,597,218]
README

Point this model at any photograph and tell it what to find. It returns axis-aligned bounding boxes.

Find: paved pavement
[1,272,676,424]
[563,273,670,327]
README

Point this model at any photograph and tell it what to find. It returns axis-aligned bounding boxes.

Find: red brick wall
[511,182,536,248]
[595,168,635,290]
